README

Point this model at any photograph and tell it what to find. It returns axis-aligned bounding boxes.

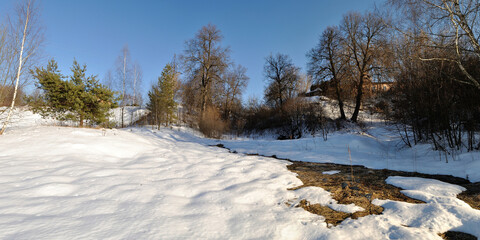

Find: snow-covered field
[0,108,479,239]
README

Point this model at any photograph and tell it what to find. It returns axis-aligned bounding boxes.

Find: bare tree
[308,26,349,120]
[220,64,249,120]
[1,0,43,135]
[0,23,14,108]
[180,24,229,117]
[381,0,480,151]
[132,61,142,106]
[264,53,300,109]
[341,12,386,122]
[389,0,480,90]
[103,70,114,90]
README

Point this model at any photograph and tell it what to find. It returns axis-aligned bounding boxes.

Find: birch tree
[132,61,142,106]
[103,70,114,90]
[1,0,43,135]
[115,45,132,128]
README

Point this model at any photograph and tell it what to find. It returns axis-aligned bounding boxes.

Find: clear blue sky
[0,0,382,103]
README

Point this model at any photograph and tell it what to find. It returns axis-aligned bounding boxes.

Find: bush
[0,85,25,107]
[389,56,480,151]
[199,107,227,139]
[243,97,328,140]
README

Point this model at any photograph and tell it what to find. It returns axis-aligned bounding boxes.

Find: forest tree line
[1,0,479,153]
[154,0,480,153]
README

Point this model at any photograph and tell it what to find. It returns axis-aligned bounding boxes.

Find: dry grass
[458,182,480,210]
[287,161,424,226]
[286,160,479,239]
[295,199,384,226]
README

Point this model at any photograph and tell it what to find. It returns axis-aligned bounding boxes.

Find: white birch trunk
[0,1,30,135]
[121,52,126,128]
[133,64,137,106]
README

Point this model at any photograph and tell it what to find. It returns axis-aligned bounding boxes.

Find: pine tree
[32,59,117,127]
[31,60,70,120]
[146,85,160,128]
[158,64,177,126]
[147,64,177,128]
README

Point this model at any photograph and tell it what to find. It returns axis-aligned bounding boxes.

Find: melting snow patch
[322,170,341,175]
[372,176,480,238]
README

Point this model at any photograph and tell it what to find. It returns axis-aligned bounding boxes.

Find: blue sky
[0,0,381,103]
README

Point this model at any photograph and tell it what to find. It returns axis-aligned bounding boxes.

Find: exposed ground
[215,143,480,239]
[286,160,479,239]
[439,231,477,240]
[287,161,423,226]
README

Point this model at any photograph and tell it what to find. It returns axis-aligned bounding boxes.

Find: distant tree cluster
[1,0,479,153]
[168,24,330,139]
[383,0,480,151]
[297,1,480,151]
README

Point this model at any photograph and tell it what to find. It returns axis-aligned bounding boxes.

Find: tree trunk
[133,66,137,106]
[122,53,126,128]
[338,98,347,120]
[79,115,84,127]
[121,106,124,128]
[334,78,346,120]
[0,2,30,135]
[351,73,365,122]
[200,78,208,118]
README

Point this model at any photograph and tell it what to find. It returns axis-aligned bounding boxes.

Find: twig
[348,145,354,183]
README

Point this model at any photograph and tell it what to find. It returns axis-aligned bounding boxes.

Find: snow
[109,106,149,127]
[323,170,341,175]
[0,125,326,239]
[0,106,149,132]
[221,124,480,182]
[307,96,383,122]
[373,176,480,238]
[0,106,57,130]
[0,108,479,239]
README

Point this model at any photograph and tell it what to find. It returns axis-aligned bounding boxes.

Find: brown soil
[458,182,480,210]
[439,231,478,240]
